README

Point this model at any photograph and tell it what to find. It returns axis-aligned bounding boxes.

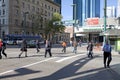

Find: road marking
[56,54,85,63]
[0,57,56,76]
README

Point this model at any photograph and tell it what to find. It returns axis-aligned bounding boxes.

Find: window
[2,0,4,3]
[0,10,1,15]
[32,6,35,12]
[15,19,18,26]
[2,19,5,24]
[15,9,19,16]
[3,9,5,15]
[22,2,25,8]
[27,4,30,10]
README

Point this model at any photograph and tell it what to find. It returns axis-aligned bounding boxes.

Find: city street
[0,44,120,80]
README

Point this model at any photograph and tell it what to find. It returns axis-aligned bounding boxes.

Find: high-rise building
[53,0,61,5]
[107,6,116,18]
[0,0,61,37]
[73,0,100,26]
[117,0,120,17]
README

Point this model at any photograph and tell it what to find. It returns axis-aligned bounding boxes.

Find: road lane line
[0,57,56,76]
[56,54,85,63]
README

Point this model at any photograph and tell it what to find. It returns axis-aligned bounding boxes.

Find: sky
[61,0,117,21]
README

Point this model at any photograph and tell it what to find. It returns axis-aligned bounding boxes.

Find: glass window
[3,19,5,24]
[3,9,5,15]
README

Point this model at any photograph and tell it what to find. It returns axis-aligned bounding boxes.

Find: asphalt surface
[0,44,120,80]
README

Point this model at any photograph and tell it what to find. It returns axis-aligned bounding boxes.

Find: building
[0,0,61,38]
[107,6,116,18]
[117,0,120,17]
[75,17,119,43]
[73,0,100,26]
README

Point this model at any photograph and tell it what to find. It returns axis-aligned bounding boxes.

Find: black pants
[2,49,7,57]
[103,52,112,66]
[45,49,52,57]
[0,48,2,59]
[88,51,93,58]
[62,46,66,53]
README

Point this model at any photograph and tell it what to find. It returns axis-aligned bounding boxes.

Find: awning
[100,29,120,36]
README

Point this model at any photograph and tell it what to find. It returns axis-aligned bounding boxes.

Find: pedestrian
[87,41,94,58]
[36,40,40,53]
[0,39,3,59]
[79,39,82,47]
[61,41,67,53]
[2,41,7,58]
[73,41,78,53]
[19,39,27,58]
[102,41,112,68]
[45,40,52,57]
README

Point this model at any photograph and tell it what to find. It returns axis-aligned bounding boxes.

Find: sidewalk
[76,45,120,76]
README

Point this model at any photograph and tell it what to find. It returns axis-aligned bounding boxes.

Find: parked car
[27,40,36,48]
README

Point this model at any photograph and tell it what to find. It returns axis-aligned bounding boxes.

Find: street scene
[0,44,120,80]
[0,0,120,80]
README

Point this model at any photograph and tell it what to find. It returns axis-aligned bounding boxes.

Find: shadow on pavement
[0,68,40,79]
[29,55,120,80]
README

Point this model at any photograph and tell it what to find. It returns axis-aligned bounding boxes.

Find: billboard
[87,18,99,25]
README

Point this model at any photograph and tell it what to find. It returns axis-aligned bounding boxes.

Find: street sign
[53,20,79,25]
[62,20,79,24]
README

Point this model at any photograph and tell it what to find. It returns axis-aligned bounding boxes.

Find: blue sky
[61,0,117,20]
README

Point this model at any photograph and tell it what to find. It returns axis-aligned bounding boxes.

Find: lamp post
[71,4,76,42]
[103,0,107,45]
[23,12,29,35]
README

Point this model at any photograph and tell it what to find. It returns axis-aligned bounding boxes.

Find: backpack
[103,44,111,52]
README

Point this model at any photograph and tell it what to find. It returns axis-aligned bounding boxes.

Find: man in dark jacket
[87,41,94,58]
[45,40,52,57]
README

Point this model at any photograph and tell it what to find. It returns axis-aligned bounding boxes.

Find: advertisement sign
[87,18,99,25]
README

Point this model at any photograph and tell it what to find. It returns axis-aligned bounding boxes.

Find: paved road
[0,45,120,80]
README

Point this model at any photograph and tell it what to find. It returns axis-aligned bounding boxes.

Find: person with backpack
[102,41,112,68]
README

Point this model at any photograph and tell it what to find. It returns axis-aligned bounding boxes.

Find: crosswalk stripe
[55,54,85,63]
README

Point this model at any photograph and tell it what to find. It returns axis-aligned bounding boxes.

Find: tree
[44,12,65,39]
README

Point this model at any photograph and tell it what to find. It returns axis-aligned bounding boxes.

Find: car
[27,40,36,48]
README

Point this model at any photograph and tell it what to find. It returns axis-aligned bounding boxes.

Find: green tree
[45,12,65,39]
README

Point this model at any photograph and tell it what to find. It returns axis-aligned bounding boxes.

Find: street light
[23,12,29,35]
[71,4,76,42]
[103,0,107,45]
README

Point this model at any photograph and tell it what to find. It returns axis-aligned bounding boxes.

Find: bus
[4,34,44,45]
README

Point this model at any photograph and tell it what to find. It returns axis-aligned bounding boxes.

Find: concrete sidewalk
[76,45,120,76]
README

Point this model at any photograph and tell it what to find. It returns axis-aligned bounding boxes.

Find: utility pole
[103,0,107,45]
[71,4,76,42]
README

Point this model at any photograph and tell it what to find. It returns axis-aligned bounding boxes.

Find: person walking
[102,41,112,68]
[61,41,67,53]
[45,40,52,57]
[87,41,94,58]
[73,41,78,53]
[36,40,40,53]
[1,41,7,58]
[0,39,3,59]
[19,39,27,58]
